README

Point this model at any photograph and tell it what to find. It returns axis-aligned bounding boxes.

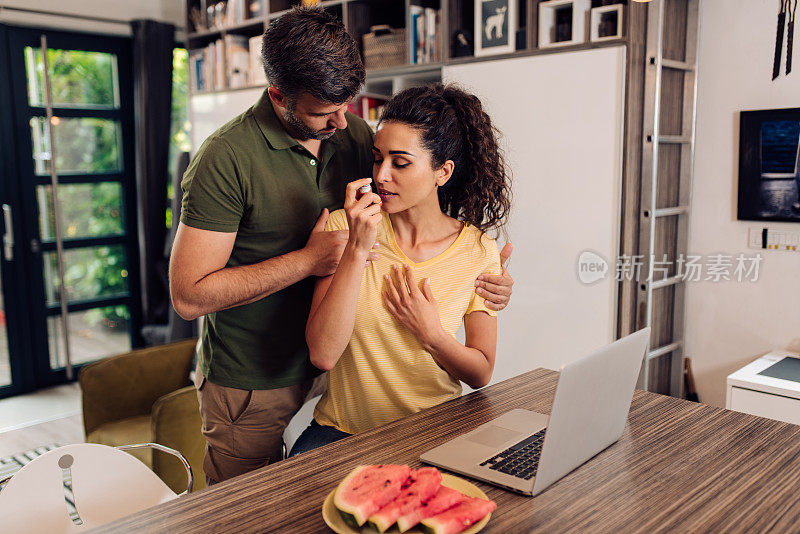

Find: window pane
[48,306,131,370]
[25,47,120,109]
[31,117,122,175]
[168,48,192,230]
[37,183,124,241]
[43,245,128,306]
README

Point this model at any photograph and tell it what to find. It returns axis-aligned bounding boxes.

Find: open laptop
[420,328,650,496]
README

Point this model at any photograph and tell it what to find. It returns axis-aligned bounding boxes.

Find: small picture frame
[590,5,623,42]
[475,0,517,57]
[538,0,591,49]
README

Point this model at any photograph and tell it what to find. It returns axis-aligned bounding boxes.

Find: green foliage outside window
[29,47,191,330]
[168,48,192,229]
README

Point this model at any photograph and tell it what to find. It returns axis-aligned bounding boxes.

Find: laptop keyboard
[478,428,546,480]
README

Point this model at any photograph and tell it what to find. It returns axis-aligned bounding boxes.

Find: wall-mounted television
[738,108,800,222]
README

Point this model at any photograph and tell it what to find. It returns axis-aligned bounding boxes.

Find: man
[169,7,514,485]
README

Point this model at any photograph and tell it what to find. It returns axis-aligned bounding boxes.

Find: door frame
[0,24,143,397]
[0,24,36,399]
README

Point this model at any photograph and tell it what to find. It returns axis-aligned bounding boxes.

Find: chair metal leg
[117,443,193,495]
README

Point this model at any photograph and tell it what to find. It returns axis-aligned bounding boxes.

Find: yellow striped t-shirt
[314,209,501,435]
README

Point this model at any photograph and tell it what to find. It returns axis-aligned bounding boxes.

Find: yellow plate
[322,472,492,534]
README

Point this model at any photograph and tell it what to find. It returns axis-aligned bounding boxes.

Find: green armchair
[79,338,206,493]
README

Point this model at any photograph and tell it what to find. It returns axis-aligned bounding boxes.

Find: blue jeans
[289,419,351,457]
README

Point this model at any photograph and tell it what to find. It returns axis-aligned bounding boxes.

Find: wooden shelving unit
[184,0,629,97]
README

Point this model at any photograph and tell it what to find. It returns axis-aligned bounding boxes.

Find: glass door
[1,25,142,395]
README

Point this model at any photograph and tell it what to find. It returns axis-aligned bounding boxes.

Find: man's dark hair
[262,7,365,104]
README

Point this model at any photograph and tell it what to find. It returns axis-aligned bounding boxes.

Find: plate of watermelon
[322,464,496,534]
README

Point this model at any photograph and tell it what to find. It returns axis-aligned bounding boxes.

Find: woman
[290,84,511,455]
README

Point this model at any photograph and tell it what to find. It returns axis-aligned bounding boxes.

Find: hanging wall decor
[788,0,797,74]
[773,0,798,79]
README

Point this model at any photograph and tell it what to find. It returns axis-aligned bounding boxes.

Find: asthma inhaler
[356,184,371,200]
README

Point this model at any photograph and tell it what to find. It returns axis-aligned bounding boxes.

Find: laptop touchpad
[468,426,525,448]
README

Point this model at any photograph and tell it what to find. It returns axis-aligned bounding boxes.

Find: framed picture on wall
[590,4,623,42]
[538,0,591,48]
[738,108,800,222]
[475,0,516,56]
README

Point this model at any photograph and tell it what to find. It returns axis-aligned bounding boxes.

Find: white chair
[282,395,322,458]
[0,442,192,533]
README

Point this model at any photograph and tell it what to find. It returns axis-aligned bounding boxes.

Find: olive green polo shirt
[181,90,374,390]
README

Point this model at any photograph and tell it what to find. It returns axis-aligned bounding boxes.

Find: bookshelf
[184,0,629,99]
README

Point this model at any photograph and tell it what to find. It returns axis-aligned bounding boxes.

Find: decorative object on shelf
[738,108,800,223]
[214,2,227,29]
[248,0,265,20]
[451,29,474,58]
[301,0,320,5]
[475,0,516,56]
[190,7,207,31]
[363,25,407,70]
[539,0,591,49]
[590,4,622,42]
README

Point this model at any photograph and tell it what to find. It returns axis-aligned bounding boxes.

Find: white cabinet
[726,351,800,425]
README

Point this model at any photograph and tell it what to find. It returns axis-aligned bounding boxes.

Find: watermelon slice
[366,467,443,532]
[333,465,411,527]
[419,496,497,534]
[395,486,467,533]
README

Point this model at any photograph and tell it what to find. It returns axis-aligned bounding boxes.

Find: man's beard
[283,104,337,141]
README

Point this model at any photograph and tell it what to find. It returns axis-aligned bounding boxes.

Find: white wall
[445,46,626,383]
[190,87,265,149]
[0,0,183,35]
[686,0,800,408]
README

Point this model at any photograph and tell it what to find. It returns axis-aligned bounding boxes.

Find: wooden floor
[0,414,84,458]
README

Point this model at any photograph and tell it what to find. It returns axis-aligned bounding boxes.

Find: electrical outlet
[748,227,764,249]
[747,227,800,251]
[767,230,779,250]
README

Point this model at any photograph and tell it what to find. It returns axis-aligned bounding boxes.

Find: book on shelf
[214,39,226,90]
[189,50,205,92]
[249,35,267,86]
[225,35,250,89]
[191,35,269,93]
[409,5,441,65]
[225,0,247,26]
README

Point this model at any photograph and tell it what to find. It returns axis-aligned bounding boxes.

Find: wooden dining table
[93,368,800,533]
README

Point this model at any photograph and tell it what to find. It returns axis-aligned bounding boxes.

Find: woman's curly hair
[379,83,511,235]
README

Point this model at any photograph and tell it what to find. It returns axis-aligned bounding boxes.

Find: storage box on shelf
[363,25,407,70]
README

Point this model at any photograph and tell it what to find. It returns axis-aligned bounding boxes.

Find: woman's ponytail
[379,84,511,235]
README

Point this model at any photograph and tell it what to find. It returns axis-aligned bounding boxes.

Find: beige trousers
[195,365,326,484]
